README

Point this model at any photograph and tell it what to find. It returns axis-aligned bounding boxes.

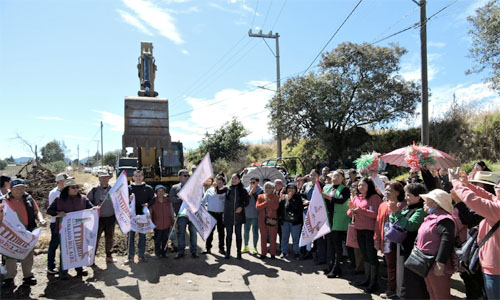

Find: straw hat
[469,171,499,186]
[420,189,453,214]
[63,178,82,189]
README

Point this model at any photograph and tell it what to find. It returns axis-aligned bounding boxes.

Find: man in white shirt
[46,173,69,274]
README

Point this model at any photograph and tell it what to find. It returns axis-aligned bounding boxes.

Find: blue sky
[1,0,498,161]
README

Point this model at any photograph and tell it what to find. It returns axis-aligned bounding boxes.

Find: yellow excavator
[117,42,184,188]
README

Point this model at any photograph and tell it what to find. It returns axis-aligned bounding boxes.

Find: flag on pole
[129,194,156,234]
[178,153,213,213]
[0,204,41,260]
[184,205,216,241]
[108,171,132,234]
[299,182,331,247]
[59,208,99,270]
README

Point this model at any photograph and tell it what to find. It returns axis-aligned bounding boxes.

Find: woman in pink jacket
[347,177,383,293]
[451,169,500,300]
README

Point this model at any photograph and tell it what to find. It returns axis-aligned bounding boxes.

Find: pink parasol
[380,143,459,170]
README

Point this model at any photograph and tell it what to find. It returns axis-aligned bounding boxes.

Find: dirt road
[1,233,466,300]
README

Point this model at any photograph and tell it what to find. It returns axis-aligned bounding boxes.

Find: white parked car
[83,167,92,173]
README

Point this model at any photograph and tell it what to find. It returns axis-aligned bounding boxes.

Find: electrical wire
[302,0,364,75]
[250,0,259,29]
[271,0,288,30]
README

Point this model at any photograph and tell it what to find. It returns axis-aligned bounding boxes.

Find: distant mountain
[14,157,33,164]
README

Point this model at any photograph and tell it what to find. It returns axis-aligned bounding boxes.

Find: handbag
[404,246,435,278]
[265,216,278,226]
[456,220,500,275]
[346,216,359,248]
[385,217,408,244]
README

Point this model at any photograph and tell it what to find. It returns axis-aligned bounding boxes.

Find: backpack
[456,221,500,275]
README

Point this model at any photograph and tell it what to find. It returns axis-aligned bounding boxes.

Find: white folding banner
[59,208,99,270]
[178,153,213,213]
[109,171,132,234]
[0,204,41,260]
[299,182,331,247]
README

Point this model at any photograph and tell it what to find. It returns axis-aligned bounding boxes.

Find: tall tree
[186,118,250,164]
[40,140,65,163]
[268,42,420,162]
[467,0,500,93]
[103,151,118,166]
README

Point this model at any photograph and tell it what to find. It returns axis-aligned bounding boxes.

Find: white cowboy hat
[420,189,453,214]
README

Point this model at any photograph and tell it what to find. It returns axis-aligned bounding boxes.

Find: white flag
[185,205,216,241]
[0,204,41,260]
[109,171,132,234]
[299,182,331,247]
[178,153,213,213]
[129,194,156,234]
[59,208,99,270]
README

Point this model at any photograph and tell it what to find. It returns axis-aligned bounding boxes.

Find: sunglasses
[181,174,190,178]
[250,181,256,184]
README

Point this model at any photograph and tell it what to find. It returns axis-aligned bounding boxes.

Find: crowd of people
[0,160,499,300]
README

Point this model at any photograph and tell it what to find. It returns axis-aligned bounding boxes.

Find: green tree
[103,151,118,166]
[186,118,250,164]
[467,0,500,93]
[269,42,421,163]
[40,140,65,163]
[5,156,14,164]
[0,159,7,170]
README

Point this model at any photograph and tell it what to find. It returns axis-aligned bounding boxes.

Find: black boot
[225,240,231,259]
[236,239,242,259]
[327,261,342,278]
[355,262,371,287]
[364,265,379,293]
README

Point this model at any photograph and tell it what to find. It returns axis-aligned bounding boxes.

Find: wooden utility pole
[101,121,104,167]
[248,29,282,158]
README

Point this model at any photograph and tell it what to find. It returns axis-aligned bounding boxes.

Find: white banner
[184,203,216,241]
[109,172,132,234]
[0,204,41,260]
[129,194,155,234]
[299,182,331,247]
[178,153,213,213]
[59,208,99,270]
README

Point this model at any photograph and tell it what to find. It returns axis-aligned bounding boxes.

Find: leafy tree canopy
[186,118,250,164]
[268,42,421,163]
[41,140,66,163]
[467,0,500,93]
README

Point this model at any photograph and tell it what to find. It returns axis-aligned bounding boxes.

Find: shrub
[0,159,6,170]
[44,160,68,173]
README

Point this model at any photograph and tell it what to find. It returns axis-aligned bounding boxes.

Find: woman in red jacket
[347,177,383,293]
[256,182,279,259]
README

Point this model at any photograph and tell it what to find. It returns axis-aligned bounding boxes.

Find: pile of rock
[17,162,55,209]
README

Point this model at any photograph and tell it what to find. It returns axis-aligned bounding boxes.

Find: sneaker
[191,253,199,258]
[280,253,288,259]
[23,276,37,286]
[138,257,146,263]
[124,257,135,265]
[380,290,397,299]
[174,252,185,259]
[76,269,88,276]
[201,249,211,254]
[241,246,249,253]
[47,266,59,274]
[106,256,117,263]
[251,248,258,255]
[2,278,14,289]
[219,249,226,255]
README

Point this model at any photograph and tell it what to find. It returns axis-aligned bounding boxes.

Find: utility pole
[87,149,90,166]
[77,144,79,168]
[412,0,429,145]
[100,121,104,167]
[248,29,282,158]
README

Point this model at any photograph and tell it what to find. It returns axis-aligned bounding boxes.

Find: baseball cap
[10,178,27,188]
[55,173,70,182]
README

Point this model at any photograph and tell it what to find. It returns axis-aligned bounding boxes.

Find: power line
[261,1,273,29]
[302,0,364,75]
[271,0,288,30]
[250,0,259,29]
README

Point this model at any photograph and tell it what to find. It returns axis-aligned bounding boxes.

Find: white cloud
[165,6,200,14]
[401,64,439,82]
[181,49,189,55]
[37,116,63,121]
[163,0,191,3]
[169,81,276,149]
[63,135,91,141]
[428,41,446,48]
[116,9,153,36]
[93,110,124,132]
[122,0,184,44]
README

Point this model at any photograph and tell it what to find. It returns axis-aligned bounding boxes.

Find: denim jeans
[128,231,146,258]
[281,222,301,255]
[48,222,60,268]
[243,217,259,248]
[177,216,197,254]
[484,273,500,300]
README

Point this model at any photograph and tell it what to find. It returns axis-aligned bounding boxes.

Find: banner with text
[0,204,41,260]
[181,202,216,241]
[129,194,156,234]
[299,182,331,247]
[60,208,99,270]
[109,172,132,234]
[178,153,213,213]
